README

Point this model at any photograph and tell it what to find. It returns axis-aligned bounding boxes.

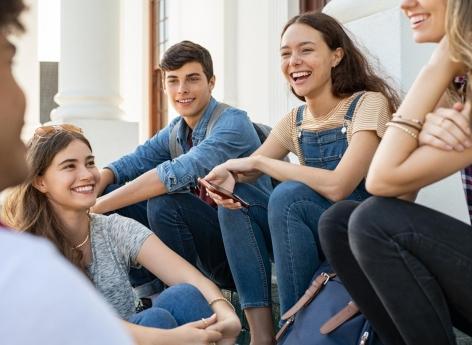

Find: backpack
[169,102,272,159]
[276,261,383,345]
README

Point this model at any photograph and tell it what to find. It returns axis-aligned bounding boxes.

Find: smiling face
[34,139,100,214]
[280,23,342,100]
[401,0,447,43]
[0,33,27,191]
[163,61,215,126]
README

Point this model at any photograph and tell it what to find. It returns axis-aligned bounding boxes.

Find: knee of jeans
[146,194,180,224]
[348,196,397,252]
[133,307,177,329]
[158,283,201,302]
[319,200,359,252]
[269,181,308,212]
[147,193,178,211]
[268,181,325,219]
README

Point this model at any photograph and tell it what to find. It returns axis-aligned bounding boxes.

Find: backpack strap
[320,301,360,335]
[169,102,230,159]
[281,272,336,321]
[205,102,230,136]
[169,120,183,160]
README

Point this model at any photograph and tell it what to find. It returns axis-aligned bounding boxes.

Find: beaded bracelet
[386,122,418,140]
[209,297,236,312]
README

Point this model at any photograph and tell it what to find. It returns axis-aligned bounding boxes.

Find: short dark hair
[160,40,214,81]
[0,0,26,33]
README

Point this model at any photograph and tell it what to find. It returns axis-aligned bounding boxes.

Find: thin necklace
[72,233,89,250]
[72,216,91,250]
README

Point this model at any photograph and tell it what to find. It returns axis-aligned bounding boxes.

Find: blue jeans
[218,183,272,309]
[269,181,335,314]
[319,197,472,345]
[105,184,234,290]
[219,181,333,313]
[128,283,212,328]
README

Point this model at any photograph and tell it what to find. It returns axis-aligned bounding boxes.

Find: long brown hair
[281,12,400,113]
[2,128,92,275]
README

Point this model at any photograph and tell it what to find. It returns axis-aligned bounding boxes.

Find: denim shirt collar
[176,97,218,149]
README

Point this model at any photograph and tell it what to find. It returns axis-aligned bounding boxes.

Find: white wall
[166,0,300,126]
[120,0,150,141]
[167,0,225,122]
[233,0,302,127]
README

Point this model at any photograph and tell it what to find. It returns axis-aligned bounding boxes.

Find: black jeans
[318,196,472,345]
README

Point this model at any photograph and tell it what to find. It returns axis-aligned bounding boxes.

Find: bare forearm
[94,169,167,213]
[97,168,115,196]
[124,320,178,345]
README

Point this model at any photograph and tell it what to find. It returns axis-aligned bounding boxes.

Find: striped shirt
[271,91,392,164]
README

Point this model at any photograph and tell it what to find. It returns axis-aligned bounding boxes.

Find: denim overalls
[218,93,373,315]
[296,92,370,201]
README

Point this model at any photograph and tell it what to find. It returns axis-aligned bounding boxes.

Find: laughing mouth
[410,14,429,26]
[291,71,312,82]
[71,185,94,193]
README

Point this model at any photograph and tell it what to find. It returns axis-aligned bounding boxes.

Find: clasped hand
[420,102,472,151]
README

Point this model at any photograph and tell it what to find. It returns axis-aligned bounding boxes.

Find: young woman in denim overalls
[204,12,399,345]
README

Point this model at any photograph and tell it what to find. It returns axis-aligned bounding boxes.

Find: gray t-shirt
[0,230,134,345]
[88,213,152,319]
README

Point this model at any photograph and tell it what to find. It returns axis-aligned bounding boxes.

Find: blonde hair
[447,0,472,91]
[445,0,472,127]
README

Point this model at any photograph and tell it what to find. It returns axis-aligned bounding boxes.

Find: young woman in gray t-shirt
[2,125,240,345]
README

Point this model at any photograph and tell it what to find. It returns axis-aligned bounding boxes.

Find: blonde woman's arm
[366,37,469,196]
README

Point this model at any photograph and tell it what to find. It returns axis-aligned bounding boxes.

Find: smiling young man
[0,1,133,344]
[94,40,271,290]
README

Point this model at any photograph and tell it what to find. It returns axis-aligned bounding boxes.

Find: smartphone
[198,178,250,208]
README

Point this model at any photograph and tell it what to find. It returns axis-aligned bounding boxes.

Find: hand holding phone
[198,178,250,208]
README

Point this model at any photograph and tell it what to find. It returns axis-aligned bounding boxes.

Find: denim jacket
[107,97,272,194]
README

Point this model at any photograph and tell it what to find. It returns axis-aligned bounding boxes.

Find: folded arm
[367,38,470,196]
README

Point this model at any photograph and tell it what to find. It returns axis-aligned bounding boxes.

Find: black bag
[276,262,382,345]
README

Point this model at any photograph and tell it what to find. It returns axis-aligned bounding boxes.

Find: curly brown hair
[0,0,26,33]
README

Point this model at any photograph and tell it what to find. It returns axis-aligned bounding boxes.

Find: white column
[14,0,40,140]
[51,0,138,167]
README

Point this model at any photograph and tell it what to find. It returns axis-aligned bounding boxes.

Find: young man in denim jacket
[94,41,271,290]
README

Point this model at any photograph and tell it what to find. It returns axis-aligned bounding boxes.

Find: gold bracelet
[390,118,423,131]
[392,113,424,126]
[209,297,236,312]
[386,122,418,140]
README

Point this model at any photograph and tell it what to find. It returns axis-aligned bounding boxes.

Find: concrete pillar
[51,0,138,167]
